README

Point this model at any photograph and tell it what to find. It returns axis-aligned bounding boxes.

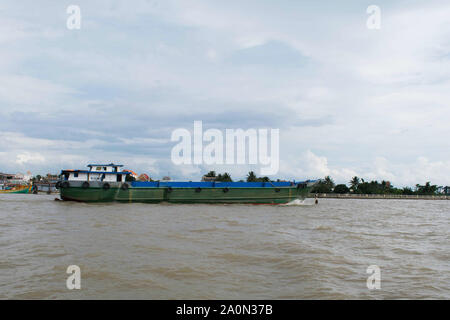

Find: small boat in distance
[0,184,31,194]
[57,163,317,204]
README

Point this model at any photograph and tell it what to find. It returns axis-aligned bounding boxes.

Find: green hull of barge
[60,186,311,204]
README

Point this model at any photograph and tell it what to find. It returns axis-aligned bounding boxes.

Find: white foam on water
[283,198,315,206]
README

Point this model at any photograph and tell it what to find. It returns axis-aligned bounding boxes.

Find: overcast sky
[1,0,449,186]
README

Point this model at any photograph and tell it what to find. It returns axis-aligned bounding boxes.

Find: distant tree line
[311,176,444,195]
[203,171,273,183]
[31,174,60,183]
[204,170,233,182]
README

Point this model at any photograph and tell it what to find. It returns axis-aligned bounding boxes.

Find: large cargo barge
[57,164,316,204]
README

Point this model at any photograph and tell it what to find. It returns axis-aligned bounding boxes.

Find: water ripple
[0,195,449,299]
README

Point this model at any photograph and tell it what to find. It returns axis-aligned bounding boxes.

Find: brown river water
[0,194,448,299]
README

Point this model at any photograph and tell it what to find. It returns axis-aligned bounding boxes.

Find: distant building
[122,169,138,180]
[43,174,59,183]
[0,172,15,182]
[162,176,171,181]
[0,172,30,184]
[201,175,216,182]
[444,186,450,195]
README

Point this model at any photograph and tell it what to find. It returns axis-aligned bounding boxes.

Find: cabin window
[96,167,101,171]
[74,172,79,178]
[114,167,117,172]
[64,173,70,180]
[103,167,107,171]
[101,174,105,181]
[117,174,122,182]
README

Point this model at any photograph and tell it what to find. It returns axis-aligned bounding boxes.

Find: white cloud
[16,152,45,165]
[285,151,450,187]
[0,75,76,110]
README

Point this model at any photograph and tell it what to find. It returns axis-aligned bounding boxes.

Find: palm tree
[324,175,335,191]
[324,176,334,186]
[221,172,233,182]
[246,171,257,182]
[215,172,233,182]
[349,176,360,192]
[311,176,335,193]
[205,171,216,177]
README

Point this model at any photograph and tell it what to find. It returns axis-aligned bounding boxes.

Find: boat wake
[283,199,315,206]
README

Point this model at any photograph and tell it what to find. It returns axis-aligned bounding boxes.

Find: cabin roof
[87,163,123,167]
[61,170,131,174]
